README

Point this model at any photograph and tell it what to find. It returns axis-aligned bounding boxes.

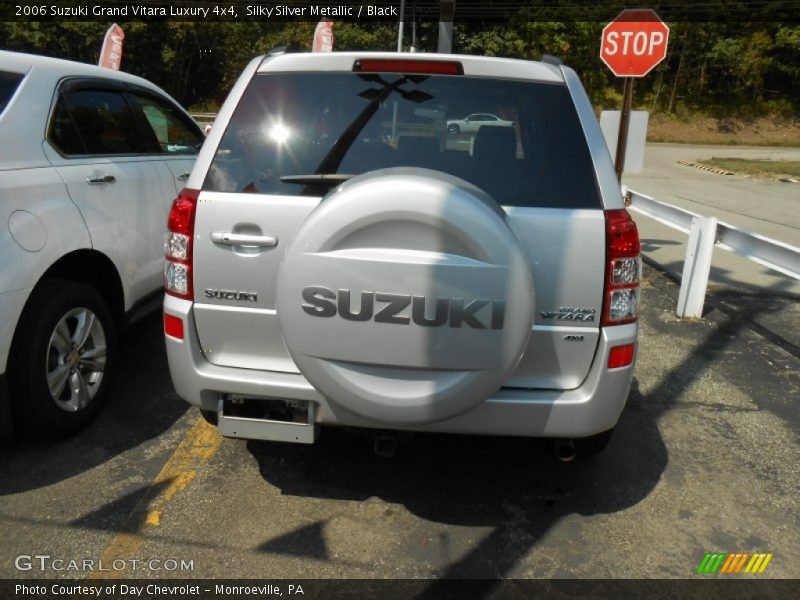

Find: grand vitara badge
[540,306,596,321]
[301,286,506,330]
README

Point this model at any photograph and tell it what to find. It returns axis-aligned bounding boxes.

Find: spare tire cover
[276,168,534,425]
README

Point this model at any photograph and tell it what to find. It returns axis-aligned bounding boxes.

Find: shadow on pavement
[0,312,188,495]
[246,263,797,582]
[246,375,664,578]
[640,237,681,252]
[651,256,800,357]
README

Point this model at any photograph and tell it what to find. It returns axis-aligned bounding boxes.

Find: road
[624,143,800,297]
[1,264,798,583]
[626,143,800,245]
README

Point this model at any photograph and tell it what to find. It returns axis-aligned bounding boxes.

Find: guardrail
[189,112,217,123]
[625,187,800,318]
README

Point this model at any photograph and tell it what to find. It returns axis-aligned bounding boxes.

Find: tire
[8,279,116,439]
[447,123,460,135]
[577,428,614,455]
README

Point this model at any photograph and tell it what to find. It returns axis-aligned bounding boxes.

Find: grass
[699,158,800,180]
[645,114,800,147]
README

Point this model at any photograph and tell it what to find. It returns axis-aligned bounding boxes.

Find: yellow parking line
[87,416,221,579]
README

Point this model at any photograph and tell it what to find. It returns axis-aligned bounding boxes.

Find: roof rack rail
[541,54,563,66]
[267,45,290,56]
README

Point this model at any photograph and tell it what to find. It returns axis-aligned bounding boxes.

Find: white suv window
[51,88,149,155]
[0,70,24,116]
[132,93,204,155]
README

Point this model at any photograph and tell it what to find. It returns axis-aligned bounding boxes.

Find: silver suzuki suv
[163,52,640,458]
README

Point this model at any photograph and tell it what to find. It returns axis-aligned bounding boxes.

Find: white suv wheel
[46,307,107,412]
[7,280,116,438]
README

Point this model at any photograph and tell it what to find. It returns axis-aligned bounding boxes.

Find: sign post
[615,77,635,180]
[600,9,669,180]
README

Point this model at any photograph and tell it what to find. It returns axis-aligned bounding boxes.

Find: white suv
[0,51,204,438]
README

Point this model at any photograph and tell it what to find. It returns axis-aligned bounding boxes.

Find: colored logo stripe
[720,553,749,573]
[697,552,773,574]
[745,553,773,574]
[697,553,726,574]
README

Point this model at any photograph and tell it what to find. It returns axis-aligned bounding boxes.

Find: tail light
[164,188,199,300]
[602,209,641,326]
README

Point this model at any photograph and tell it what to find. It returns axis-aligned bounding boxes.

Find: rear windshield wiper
[280,174,354,187]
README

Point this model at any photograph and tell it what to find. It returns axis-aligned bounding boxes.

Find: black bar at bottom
[2,579,799,600]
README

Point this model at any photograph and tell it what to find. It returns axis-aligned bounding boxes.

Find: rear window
[0,70,24,116]
[204,72,601,209]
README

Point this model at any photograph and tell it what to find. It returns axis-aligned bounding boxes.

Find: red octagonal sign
[601,9,670,77]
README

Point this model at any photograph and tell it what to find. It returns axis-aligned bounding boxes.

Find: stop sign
[600,9,669,77]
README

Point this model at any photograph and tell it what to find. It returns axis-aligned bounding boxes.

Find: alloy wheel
[45,307,107,412]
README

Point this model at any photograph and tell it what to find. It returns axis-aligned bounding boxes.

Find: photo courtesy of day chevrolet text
[15,583,305,597]
[16,584,204,598]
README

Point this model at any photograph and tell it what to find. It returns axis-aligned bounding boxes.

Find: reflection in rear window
[0,70,24,116]
[204,72,601,209]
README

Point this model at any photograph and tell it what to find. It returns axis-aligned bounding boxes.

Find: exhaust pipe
[554,438,576,462]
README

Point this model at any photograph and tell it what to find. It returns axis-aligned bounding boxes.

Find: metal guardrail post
[676,216,718,318]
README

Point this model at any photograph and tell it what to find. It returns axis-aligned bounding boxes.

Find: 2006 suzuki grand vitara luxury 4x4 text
[163,52,641,457]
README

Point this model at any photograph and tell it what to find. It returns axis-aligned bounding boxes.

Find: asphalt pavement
[1,262,798,581]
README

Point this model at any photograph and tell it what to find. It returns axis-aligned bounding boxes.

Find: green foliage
[0,17,797,117]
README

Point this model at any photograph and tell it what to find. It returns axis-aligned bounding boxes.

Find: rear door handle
[210,232,278,248]
[177,172,190,181]
[86,174,116,184]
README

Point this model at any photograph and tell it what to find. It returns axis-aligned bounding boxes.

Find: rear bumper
[164,296,637,440]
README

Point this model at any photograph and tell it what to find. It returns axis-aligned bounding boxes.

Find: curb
[676,160,735,175]
[676,160,800,183]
